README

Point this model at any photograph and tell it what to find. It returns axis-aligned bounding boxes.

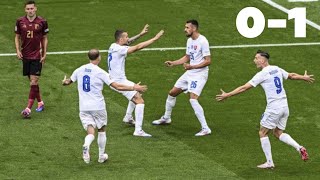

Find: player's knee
[169,89,180,97]
[87,125,95,134]
[168,90,175,96]
[132,95,144,104]
[98,126,106,132]
[259,130,267,138]
[136,98,144,104]
[30,81,38,85]
[273,129,282,139]
[189,93,199,100]
[30,78,39,85]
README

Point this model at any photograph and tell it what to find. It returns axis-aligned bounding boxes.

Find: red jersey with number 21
[15,16,49,60]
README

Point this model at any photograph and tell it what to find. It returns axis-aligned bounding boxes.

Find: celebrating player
[216,50,314,168]
[62,49,147,163]
[107,26,164,137]
[152,20,212,136]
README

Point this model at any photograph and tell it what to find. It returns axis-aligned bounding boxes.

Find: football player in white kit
[107,27,164,137]
[216,50,314,169]
[107,24,149,126]
[152,20,212,136]
[62,49,147,164]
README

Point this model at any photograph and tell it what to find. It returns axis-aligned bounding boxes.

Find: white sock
[125,101,136,119]
[135,104,145,132]
[279,133,301,151]
[83,134,95,148]
[163,95,176,119]
[260,137,273,164]
[189,99,209,129]
[98,132,107,156]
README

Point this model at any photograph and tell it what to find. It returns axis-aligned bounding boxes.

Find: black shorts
[23,59,42,76]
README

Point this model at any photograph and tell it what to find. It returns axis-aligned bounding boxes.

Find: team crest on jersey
[35,24,39,29]
[22,24,27,28]
[194,45,197,50]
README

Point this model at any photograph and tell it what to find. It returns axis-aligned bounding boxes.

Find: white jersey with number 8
[70,63,114,111]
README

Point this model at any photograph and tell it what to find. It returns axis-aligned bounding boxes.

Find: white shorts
[174,72,208,96]
[260,107,289,130]
[110,79,137,100]
[79,110,108,130]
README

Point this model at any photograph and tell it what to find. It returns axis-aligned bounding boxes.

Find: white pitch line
[262,0,320,31]
[1,42,320,57]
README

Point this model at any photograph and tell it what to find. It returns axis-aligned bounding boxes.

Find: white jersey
[186,34,211,75]
[249,65,289,109]
[107,43,129,81]
[70,63,114,111]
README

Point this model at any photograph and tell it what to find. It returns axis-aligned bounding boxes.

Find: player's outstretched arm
[111,82,147,93]
[62,75,73,86]
[127,24,149,45]
[127,30,164,54]
[216,83,253,101]
[288,70,315,83]
[165,55,190,67]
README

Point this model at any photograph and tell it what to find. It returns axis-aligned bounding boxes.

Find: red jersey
[15,16,49,60]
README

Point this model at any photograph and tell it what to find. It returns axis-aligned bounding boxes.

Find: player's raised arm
[127,24,149,45]
[288,70,315,83]
[216,83,253,101]
[127,30,164,54]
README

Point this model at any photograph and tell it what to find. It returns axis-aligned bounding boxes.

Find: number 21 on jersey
[27,30,33,38]
[83,75,91,92]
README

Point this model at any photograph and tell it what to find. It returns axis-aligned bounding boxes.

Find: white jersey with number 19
[249,65,289,110]
[70,63,114,111]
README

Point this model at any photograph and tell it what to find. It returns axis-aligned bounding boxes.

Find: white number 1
[288,8,306,38]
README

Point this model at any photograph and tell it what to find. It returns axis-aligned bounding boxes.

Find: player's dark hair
[88,49,100,61]
[256,50,270,60]
[186,19,199,29]
[25,0,36,6]
[115,29,126,41]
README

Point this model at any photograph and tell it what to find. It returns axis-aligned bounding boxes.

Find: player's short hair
[88,49,100,61]
[115,30,126,41]
[256,50,270,60]
[25,0,36,6]
[186,19,199,29]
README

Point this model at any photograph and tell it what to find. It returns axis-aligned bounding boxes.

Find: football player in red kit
[15,1,49,118]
